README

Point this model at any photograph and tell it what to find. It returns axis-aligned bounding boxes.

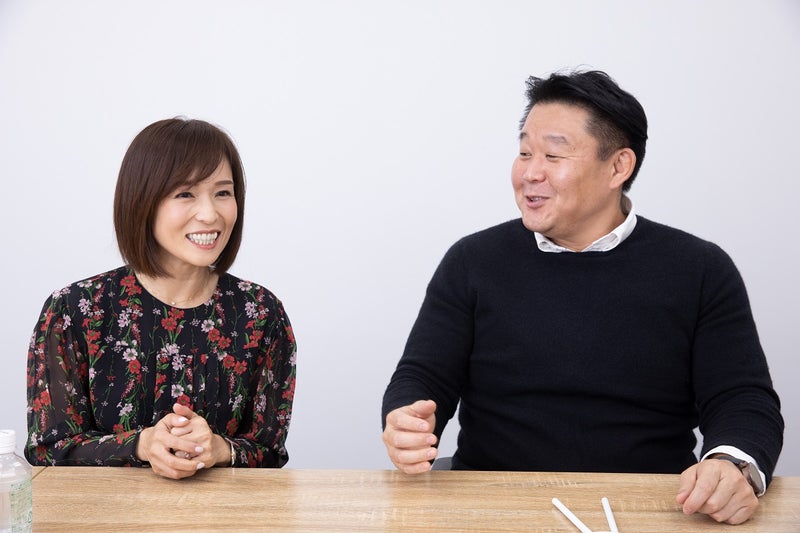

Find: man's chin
[520,216,547,235]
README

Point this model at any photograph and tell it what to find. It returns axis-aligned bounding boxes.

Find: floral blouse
[26,266,296,468]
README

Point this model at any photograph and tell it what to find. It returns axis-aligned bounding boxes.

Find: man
[382,70,783,525]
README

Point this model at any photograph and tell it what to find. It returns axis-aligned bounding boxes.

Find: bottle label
[9,479,32,532]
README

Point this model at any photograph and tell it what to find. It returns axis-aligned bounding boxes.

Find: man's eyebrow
[543,134,570,145]
[517,131,571,146]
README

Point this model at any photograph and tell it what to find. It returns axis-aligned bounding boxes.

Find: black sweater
[383,217,783,484]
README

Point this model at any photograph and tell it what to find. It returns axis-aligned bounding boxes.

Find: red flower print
[217,336,231,349]
[34,447,47,463]
[40,309,54,332]
[161,316,178,331]
[244,330,263,349]
[222,355,235,369]
[86,329,101,357]
[226,418,238,435]
[127,359,141,374]
[234,361,247,375]
[120,275,142,295]
[66,406,84,425]
[115,429,136,444]
[176,394,192,408]
[162,309,184,332]
[208,328,221,342]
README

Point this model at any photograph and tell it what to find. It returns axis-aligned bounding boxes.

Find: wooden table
[32,467,800,532]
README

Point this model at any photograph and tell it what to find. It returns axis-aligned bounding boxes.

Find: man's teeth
[188,232,219,245]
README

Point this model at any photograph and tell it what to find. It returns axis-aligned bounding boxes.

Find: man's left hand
[676,459,758,524]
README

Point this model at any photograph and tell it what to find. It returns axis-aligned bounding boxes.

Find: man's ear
[609,148,635,190]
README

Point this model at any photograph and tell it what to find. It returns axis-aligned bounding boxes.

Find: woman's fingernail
[195,446,204,453]
[196,462,205,470]
[177,416,188,423]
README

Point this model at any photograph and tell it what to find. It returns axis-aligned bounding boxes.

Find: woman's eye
[217,189,234,197]
[175,191,193,199]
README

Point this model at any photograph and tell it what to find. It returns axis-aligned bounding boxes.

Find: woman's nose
[194,195,219,223]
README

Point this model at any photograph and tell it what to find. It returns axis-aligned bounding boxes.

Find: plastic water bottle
[0,430,32,533]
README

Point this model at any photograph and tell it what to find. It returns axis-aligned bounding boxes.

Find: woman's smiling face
[152,158,238,276]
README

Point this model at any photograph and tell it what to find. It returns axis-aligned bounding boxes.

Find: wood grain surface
[32,467,800,532]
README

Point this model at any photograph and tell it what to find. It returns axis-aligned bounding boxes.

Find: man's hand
[382,399,439,474]
[676,459,759,524]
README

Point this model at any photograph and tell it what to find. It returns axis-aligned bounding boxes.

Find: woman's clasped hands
[136,403,232,479]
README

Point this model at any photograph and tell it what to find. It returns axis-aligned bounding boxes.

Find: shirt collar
[535,196,637,254]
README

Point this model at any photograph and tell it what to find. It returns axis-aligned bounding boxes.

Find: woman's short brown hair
[113,117,246,277]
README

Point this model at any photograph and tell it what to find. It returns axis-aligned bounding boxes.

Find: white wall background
[1,1,798,475]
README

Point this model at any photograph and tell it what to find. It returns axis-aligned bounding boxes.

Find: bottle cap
[0,429,17,454]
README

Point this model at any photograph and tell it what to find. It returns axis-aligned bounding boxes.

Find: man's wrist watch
[709,453,764,495]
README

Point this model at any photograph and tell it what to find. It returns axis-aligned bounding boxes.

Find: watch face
[746,462,765,494]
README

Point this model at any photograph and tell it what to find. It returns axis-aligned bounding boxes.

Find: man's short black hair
[521,69,648,191]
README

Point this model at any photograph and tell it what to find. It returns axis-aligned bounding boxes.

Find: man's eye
[545,154,561,160]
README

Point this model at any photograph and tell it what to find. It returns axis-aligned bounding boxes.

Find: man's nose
[523,156,546,182]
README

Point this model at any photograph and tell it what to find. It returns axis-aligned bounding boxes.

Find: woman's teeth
[188,232,219,245]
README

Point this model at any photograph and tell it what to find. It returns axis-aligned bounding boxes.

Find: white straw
[552,497,592,533]
[601,497,619,533]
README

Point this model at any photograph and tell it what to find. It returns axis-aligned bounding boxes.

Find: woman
[26,118,297,479]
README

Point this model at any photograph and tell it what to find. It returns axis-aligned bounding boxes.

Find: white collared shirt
[534,196,637,253]
[533,196,767,494]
